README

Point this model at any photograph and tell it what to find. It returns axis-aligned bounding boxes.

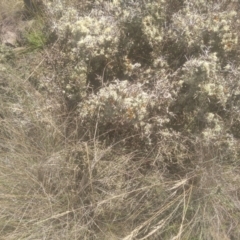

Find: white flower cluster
[169,10,206,48]
[72,16,119,59]
[182,53,219,84]
[142,1,167,50]
[180,53,230,106]
[78,80,171,140]
[123,57,142,77]
[79,80,172,144]
[202,112,222,139]
[47,1,78,32]
[201,83,228,104]
[79,80,151,122]
[45,1,122,101]
[48,1,119,59]
[169,2,238,51]
[142,15,163,47]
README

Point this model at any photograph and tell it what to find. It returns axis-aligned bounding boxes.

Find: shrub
[1,0,240,239]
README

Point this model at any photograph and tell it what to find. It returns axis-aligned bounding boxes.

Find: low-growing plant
[24,28,47,49]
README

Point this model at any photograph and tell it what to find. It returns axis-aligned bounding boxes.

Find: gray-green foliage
[46,0,240,157]
[45,0,238,138]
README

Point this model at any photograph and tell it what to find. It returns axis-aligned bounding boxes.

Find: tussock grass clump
[1,0,240,239]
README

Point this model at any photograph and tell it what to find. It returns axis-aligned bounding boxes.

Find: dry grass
[1,80,239,239]
[0,0,23,20]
